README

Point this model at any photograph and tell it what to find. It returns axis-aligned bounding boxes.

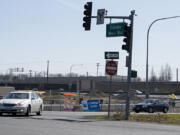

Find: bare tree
[150,67,158,82]
[159,66,165,81]
[134,76,142,82]
[159,64,172,81]
[165,64,172,81]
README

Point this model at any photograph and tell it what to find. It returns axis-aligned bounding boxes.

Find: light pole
[146,16,180,99]
[69,64,83,77]
[96,63,100,77]
[47,60,49,90]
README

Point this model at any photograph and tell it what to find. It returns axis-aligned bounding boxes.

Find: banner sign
[82,100,100,111]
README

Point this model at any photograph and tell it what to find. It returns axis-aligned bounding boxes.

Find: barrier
[43,103,180,113]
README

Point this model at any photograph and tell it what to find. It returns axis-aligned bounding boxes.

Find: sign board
[97,9,105,25]
[81,100,89,111]
[82,100,100,111]
[106,22,126,37]
[87,100,100,111]
[105,60,118,76]
[105,52,119,59]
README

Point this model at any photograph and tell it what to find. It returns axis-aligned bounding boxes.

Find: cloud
[56,0,81,11]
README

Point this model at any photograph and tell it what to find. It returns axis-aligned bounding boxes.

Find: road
[0,111,180,135]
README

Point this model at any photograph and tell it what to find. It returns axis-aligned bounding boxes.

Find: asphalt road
[0,111,180,135]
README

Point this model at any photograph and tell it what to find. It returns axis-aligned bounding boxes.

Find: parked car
[115,89,124,93]
[0,91,43,116]
[57,88,64,92]
[134,90,143,95]
[133,99,169,113]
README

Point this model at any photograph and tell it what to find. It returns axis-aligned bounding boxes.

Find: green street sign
[106,22,126,37]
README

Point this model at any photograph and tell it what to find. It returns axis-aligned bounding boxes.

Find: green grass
[130,114,180,125]
[88,113,180,125]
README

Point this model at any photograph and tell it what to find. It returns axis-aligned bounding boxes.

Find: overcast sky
[0,0,180,80]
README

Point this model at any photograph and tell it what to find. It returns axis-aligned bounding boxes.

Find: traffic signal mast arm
[83,2,131,30]
[91,16,130,20]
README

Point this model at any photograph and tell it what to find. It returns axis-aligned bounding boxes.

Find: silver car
[0,91,43,116]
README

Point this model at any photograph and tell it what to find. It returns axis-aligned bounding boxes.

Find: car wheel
[0,113,2,116]
[135,110,140,113]
[25,105,31,116]
[36,105,42,116]
[163,107,168,113]
[148,107,154,113]
[12,113,16,116]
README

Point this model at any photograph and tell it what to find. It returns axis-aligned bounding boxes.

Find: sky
[0,0,180,80]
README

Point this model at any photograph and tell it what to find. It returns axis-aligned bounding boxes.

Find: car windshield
[142,99,155,104]
[6,93,29,99]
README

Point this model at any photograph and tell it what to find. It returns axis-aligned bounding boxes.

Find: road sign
[105,60,118,76]
[87,100,100,111]
[106,22,126,37]
[105,52,119,59]
[97,9,105,25]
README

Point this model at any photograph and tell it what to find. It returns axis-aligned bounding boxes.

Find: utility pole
[47,60,49,90]
[29,70,32,78]
[96,63,100,76]
[176,68,179,82]
[86,72,89,78]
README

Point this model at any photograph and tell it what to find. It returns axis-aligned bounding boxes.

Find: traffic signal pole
[125,10,135,120]
[92,16,129,19]
[83,2,135,120]
[92,11,135,120]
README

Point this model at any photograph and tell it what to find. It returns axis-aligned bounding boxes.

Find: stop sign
[105,60,118,76]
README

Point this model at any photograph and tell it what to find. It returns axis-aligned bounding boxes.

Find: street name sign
[105,52,119,59]
[106,22,126,37]
[105,60,118,76]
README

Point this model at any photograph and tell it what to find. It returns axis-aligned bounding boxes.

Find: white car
[0,91,43,116]
[134,90,143,95]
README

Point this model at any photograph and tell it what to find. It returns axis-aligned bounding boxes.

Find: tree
[159,64,172,81]
[159,66,165,81]
[165,64,172,81]
[150,67,158,82]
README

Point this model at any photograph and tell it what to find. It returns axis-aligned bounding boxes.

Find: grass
[88,113,180,125]
[130,113,180,125]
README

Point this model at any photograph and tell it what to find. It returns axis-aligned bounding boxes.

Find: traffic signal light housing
[83,2,92,31]
[131,70,137,78]
[122,23,131,53]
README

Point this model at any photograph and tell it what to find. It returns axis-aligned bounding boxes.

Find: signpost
[105,60,118,76]
[105,52,119,59]
[106,22,127,37]
[105,60,118,118]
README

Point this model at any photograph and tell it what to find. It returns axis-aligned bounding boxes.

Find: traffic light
[83,2,92,31]
[131,70,137,78]
[122,23,131,53]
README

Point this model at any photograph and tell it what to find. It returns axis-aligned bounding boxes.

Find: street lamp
[69,64,83,77]
[146,16,180,98]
